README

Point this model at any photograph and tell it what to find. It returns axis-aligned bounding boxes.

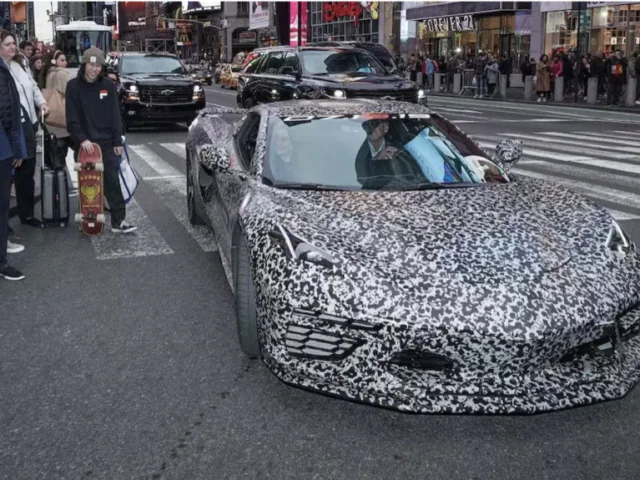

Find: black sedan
[185,99,640,414]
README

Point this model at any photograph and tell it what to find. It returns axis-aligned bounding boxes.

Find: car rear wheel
[187,155,204,226]
[233,233,260,357]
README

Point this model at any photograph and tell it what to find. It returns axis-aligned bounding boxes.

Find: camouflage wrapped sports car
[185,99,640,414]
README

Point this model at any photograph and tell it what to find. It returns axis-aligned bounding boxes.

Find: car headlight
[269,225,339,269]
[417,89,425,99]
[124,84,139,99]
[321,88,346,99]
[193,85,203,93]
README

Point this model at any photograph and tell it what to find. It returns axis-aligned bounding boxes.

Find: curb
[428,92,640,113]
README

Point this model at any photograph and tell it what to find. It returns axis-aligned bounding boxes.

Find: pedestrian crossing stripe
[85,131,640,260]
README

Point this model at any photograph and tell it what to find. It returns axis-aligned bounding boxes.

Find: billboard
[118,1,146,33]
[10,2,26,23]
[182,2,222,14]
[250,2,269,30]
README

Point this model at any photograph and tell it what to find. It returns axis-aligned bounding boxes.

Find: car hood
[305,73,415,89]
[257,178,614,286]
[121,73,196,86]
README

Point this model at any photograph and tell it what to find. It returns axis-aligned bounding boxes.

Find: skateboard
[74,143,106,235]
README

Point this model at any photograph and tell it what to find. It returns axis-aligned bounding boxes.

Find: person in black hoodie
[65,47,136,233]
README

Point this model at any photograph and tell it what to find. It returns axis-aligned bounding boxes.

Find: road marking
[496,133,640,157]
[127,144,183,178]
[143,176,217,253]
[452,120,480,124]
[92,198,174,260]
[433,107,482,114]
[605,209,640,221]
[476,141,597,162]
[478,140,640,175]
[159,142,186,158]
[126,141,216,252]
[540,132,640,147]
[511,168,640,211]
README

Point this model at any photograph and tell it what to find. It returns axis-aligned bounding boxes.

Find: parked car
[236,46,426,109]
[185,99,640,414]
[107,52,206,131]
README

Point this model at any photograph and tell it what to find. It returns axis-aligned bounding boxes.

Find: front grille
[389,349,454,372]
[349,89,419,103]
[285,324,362,361]
[139,85,193,104]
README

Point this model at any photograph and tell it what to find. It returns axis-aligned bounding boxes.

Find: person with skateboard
[65,47,136,234]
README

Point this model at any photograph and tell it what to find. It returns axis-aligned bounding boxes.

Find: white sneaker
[112,221,137,234]
[7,241,25,254]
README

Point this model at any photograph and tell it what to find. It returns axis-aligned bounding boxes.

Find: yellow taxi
[220,64,243,89]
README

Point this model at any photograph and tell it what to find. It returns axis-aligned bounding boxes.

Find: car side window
[262,52,284,74]
[235,114,261,170]
[244,56,263,74]
[278,52,300,75]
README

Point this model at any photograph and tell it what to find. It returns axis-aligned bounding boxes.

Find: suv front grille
[349,89,418,103]
[139,85,193,104]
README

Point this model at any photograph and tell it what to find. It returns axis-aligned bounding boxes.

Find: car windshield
[301,50,387,75]
[120,55,186,75]
[263,113,496,190]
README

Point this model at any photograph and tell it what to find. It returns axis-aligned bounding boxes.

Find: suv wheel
[243,97,255,109]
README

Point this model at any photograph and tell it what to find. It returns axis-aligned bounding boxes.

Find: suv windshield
[120,55,186,75]
[301,50,387,76]
[264,114,497,190]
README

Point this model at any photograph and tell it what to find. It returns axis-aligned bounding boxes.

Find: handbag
[42,88,66,129]
[118,142,140,204]
[40,120,67,170]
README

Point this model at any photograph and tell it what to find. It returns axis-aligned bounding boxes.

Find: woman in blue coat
[0,30,27,281]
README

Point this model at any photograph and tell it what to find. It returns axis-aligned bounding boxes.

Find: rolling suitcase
[40,115,69,228]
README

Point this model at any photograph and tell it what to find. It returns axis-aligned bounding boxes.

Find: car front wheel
[187,155,204,226]
[233,233,260,357]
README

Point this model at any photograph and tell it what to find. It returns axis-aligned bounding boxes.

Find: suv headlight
[193,85,203,93]
[321,88,346,99]
[124,84,139,99]
[417,89,425,99]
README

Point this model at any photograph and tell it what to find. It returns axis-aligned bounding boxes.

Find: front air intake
[388,349,454,372]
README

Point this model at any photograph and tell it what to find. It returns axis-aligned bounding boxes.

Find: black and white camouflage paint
[185,99,640,414]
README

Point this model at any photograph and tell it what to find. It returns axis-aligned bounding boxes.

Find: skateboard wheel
[74,213,83,223]
[73,162,82,171]
[96,214,106,223]
[96,163,104,172]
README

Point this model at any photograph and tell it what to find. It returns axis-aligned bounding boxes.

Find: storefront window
[589,4,635,55]
[310,2,379,43]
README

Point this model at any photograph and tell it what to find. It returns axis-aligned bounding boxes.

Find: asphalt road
[1,86,640,480]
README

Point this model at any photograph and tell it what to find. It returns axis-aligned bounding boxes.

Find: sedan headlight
[321,88,347,99]
[417,89,425,99]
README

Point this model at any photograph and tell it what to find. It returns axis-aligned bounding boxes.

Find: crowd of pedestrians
[397,47,640,105]
[0,30,135,282]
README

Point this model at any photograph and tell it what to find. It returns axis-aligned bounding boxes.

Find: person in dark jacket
[607,49,627,106]
[0,31,27,281]
[65,47,136,233]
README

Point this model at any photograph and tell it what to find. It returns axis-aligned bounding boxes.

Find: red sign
[323,2,363,26]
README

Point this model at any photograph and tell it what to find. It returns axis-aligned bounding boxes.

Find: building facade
[540,1,640,57]
[406,2,533,69]
[308,1,381,43]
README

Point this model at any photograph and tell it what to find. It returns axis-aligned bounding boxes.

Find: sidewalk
[429,87,640,113]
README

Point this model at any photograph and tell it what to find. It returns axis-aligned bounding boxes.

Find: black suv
[306,41,398,73]
[107,52,206,130]
[236,46,425,109]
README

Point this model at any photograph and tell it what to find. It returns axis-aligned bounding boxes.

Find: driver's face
[274,129,293,159]
[370,122,389,141]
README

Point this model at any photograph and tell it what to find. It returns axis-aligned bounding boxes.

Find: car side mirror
[495,139,523,171]
[200,145,230,173]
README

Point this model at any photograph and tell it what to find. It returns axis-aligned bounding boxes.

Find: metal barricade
[458,69,476,96]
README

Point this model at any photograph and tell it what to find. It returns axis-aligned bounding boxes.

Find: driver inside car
[355,118,409,188]
[269,119,297,182]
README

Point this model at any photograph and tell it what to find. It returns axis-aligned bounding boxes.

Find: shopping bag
[42,89,67,129]
[118,142,140,204]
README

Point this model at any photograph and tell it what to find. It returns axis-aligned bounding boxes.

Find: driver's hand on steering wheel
[374,146,398,160]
